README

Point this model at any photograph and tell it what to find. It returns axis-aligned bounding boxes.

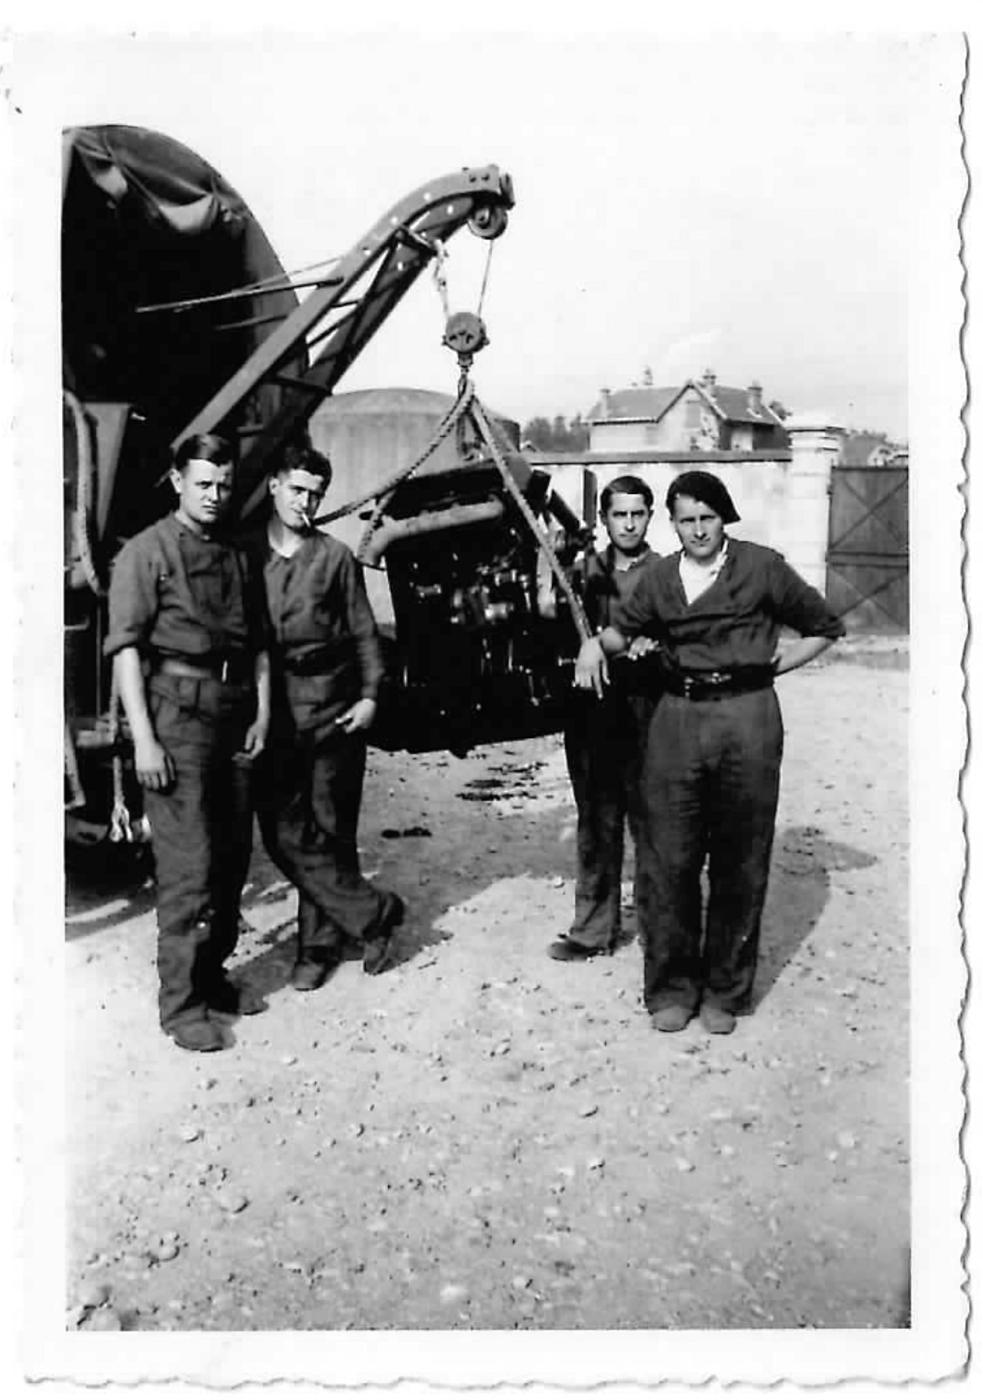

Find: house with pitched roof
[837,430,908,467]
[586,369,789,454]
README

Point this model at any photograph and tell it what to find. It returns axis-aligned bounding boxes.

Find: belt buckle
[220,658,230,684]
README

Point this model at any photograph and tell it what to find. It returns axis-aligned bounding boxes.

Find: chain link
[312,380,476,532]
[467,397,593,644]
[431,238,451,321]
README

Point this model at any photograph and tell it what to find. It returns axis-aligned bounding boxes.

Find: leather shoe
[699,1004,736,1035]
[206,977,267,1017]
[548,938,611,962]
[291,953,341,992]
[363,893,405,975]
[168,1018,226,1053]
[650,1005,693,1033]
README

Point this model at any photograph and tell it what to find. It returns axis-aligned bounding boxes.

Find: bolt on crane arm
[170,165,514,519]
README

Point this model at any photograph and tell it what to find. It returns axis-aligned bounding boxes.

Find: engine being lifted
[366,446,590,757]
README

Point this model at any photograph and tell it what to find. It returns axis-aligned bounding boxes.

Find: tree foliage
[521,413,590,452]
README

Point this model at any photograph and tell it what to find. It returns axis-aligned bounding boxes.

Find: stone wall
[540,420,844,592]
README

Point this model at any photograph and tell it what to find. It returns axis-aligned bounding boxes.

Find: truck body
[63,126,588,837]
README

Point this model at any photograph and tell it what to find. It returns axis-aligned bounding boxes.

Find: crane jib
[170,165,514,518]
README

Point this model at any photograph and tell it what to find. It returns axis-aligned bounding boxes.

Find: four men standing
[109,434,839,1050]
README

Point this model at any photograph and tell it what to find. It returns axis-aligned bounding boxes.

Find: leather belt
[155,655,253,686]
[663,666,775,702]
[279,646,343,676]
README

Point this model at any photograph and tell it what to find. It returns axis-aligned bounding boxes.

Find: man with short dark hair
[549,474,658,961]
[253,447,404,989]
[106,433,271,1053]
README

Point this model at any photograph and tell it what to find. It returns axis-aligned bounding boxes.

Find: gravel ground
[65,642,909,1332]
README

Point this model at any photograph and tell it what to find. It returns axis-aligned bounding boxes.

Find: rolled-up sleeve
[769,555,846,639]
[340,553,384,700]
[103,538,158,657]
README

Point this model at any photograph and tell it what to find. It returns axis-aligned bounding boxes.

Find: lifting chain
[468,395,593,645]
[312,380,477,533]
[431,238,451,322]
[352,382,478,562]
[318,229,587,641]
[432,236,492,396]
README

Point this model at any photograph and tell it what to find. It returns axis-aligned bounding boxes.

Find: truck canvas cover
[62,123,302,445]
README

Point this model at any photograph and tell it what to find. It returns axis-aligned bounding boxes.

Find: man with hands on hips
[574,470,844,1035]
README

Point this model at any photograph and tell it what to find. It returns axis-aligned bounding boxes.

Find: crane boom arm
[170,164,514,518]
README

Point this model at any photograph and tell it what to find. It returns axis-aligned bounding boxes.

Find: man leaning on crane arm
[105,433,271,1053]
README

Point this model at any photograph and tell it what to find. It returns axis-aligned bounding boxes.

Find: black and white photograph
[5,11,973,1393]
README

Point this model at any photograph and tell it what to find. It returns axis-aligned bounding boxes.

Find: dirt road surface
[65,641,908,1332]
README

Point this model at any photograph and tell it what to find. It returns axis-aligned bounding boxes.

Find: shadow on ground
[64,840,157,940]
[754,824,878,1007]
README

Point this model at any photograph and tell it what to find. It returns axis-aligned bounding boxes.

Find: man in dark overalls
[253,447,404,990]
[106,433,270,1053]
[574,470,845,1033]
[549,475,658,961]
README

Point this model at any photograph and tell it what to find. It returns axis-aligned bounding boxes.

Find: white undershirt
[678,538,729,605]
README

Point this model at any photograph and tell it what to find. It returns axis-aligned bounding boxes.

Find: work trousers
[636,687,783,1014]
[256,726,386,957]
[143,676,254,1032]
[564,692,652,949]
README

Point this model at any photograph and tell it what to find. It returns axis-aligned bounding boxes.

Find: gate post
[784,416,845,591]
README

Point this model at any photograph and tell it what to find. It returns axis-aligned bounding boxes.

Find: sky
[10,29,959,442]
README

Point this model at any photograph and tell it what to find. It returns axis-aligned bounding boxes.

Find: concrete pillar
[784,416,845,591]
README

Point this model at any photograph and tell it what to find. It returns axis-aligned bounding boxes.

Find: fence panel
[826,466,909,632]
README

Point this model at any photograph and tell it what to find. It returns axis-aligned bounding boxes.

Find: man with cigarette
[253,446,404,988]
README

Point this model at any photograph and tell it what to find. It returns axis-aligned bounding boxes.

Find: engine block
[369,455,585,755]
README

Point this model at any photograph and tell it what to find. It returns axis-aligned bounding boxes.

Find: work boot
[363,893,405,976]
[167,1017,226,1053]
[205,976,268,1017]
[649,1005,693,1033]
[548,937,611,962]
[699,1004,737,1035]
[291,951,342,992]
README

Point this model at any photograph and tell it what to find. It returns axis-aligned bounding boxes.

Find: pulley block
[442,310,489,357]
[468,199,510,241]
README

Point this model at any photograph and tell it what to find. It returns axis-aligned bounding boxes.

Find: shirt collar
[679,536,729,578]
[606,542,652,573]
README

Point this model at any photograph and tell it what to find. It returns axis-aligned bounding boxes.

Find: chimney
[700,368,716,390]
[747,380,763,415]
[600,387,612,419]
[642,365,653,387]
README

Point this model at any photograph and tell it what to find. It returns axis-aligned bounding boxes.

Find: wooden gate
[826,465,909,632]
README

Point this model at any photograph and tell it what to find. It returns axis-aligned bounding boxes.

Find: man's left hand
[338,698,377,733]
[239,718,269,759]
